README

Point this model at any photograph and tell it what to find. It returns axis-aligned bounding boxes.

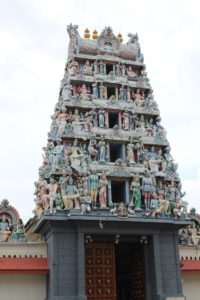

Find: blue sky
[0,0,200,222]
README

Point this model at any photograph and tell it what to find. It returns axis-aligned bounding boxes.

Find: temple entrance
[85,242,145,300]
[115,243,145,300]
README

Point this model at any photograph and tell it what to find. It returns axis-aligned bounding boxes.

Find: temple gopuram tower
[34,24,188,300]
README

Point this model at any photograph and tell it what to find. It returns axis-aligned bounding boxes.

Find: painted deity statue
[98,109,106,128]
[52,140,64,171]
[63,178,80,211]
[122,110,130,130]
[47,177,59,214]
[88,139,98,161]
[80,189,92,214]
[126,138,135,164]
[119,85,127,101]
[70,139,83,168]
[99,174,110,208]
[99,84,106,99]
[88,108,98,127]
[126,87,132,101]
[98,137,107,162]
[62,84,73,100]
[59,171,68,202]
[88,171,99,208]
[83,60,92,73]
[68,58,79,76]
[130,177,142,210]
[142,172,153,210]
[92,83,99,99]
[57,108,69,135]
[0,215,9,231]
[127,66,136,78]
[134,88,145,107]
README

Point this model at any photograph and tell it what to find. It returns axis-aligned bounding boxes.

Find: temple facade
[18,24,192,300]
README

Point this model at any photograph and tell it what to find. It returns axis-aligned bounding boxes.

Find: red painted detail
[0,258,49,274]
[181,260,200,274]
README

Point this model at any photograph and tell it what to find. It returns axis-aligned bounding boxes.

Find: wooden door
[85,243,116,300]
[130,245,145,300]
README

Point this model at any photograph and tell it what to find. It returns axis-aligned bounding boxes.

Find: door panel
[85,243,116,300]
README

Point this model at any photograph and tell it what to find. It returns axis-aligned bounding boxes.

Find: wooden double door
[85,242,145,300]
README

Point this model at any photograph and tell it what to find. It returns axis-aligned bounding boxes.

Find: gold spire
[84,28,91,39]
[92,29,98,40]
[117,33,123,43]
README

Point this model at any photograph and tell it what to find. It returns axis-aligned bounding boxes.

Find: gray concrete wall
[39,217,185,300]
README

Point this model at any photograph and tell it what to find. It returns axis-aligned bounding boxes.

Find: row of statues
[49,107,165,140]
[62,83,156,107]
[34,168,186,219]
[66,58,148,79]
[40,131,176,177]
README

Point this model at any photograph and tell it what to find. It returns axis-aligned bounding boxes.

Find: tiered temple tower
[34,24,188,300]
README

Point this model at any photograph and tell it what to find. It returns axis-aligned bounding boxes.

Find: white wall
[0,274,46,300]
[182,273,200,300]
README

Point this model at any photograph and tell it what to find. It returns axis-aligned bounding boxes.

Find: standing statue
[116,62,122,76]
[130,177,142,210]
[57,108,69,135]
[67,23,79,54]
[93,59,99,73]
[148,146,161,173]
[98,109,106,128]
[130,111,138,130]
[88,171,99,208]
[99,84,106,99]
[47,177,59,214]
[99,174,110,208]
[126,138,135,164]
[98,136,107,161]
[49,115,58,141]
[142,172,153,210]
[126,87,132,101]
[99,60,105,74]
[121,64,126,76]
[92,82,99,99]
[88,139,98,161]
[59,170,68,202]
[88,108,98,127]
[52,140,64,171]
[84,116,93,133]
[122,110,130,130]
[119,85,127,101]
[168,181,178,214]
[189,223,200,246]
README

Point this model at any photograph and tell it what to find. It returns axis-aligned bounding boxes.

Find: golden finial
[92,29,98,40]
[84,28,91,39]
[117,33,123,43]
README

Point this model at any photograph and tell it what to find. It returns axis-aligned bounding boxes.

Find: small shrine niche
[109,143,124,162]
[108,112,119,128]
[106,64,114,74]
[107,86,116,99]
[0,199,26,243]
[111,180,127,204]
